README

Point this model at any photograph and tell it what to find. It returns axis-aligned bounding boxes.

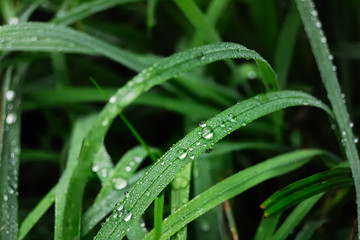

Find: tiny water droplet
[329,54,334,60]
[354,138,359,144]
[342,131,346,137]
[179,151,187,160]
[6,90,15,101]
[199,121,206,128]
[9,17,19,25]
[101,169,107,177]
[3,195,8,201]
[124,212,132,222]
[350,122,354,128]
[227,113,236,122]
[6,114,16,125]
[125,166,131,172]
[117,205,124,211]
[109,96,117,103]
[320,36,327,43]
[92,165,99,172]
[134,156,142,162]
[247,70,257,79]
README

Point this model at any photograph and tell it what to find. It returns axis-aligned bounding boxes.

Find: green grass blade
[271,194,323,240]
[18,184,58,240]
[274,3,301,89]
[0,22,155,72]
[92,145,114,183]
[295,0,360,236]
[170,162,192,240]
[174,0,221,43]
[54,114,97,240]
[95,90,332,239]
[143,149,327,240]
[52,0,144,26]
[294,219,326,240]
[254,214,281,240]
[0,67,23,240]
[147,0,159,33]
[261,167,353,217]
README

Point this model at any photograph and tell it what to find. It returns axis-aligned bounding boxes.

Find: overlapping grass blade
[55,115,97,239]
[0,23,155,72]
[143,150,330,240]
[52,0,144,26]
[261,166,352,217]
[0,67,23,240]
[295,0,360,235]
[270,194,323,240]
[254,214,281,240]
[18,184,58,240]
[274,3,300,89]
[294,219,326,240]
[95,91,332,239]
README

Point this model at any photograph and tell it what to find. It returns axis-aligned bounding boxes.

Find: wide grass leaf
[95,90,332,239]
[143,150,334,239]
[0,67,23,240]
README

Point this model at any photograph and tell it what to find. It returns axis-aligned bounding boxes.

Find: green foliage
[0,0,359,239]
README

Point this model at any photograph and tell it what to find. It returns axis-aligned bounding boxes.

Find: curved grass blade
[57,42,276,240]
[295,0,360,236]
[270,194,323,240]
[0,22,155,72]
[0,67,23,240]
[52,0,144,26]
[261,166,353,217]
[18,184,58,240]
[143,149,330,240]
[55,114,97,240]
[95,91,332,239]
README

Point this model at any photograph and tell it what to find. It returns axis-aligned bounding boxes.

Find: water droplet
[247,70,257,79]
[117,205,124,211]
[201,223,210,232]
[350,122,354,128]
[354,138,359,144]
[190,156,194,160]
[201,126,214,139]
[101,118,109,127]
[129,161,134,166]
[124,212,132,222]
[161,161,165,165]
[3,195,8,201]
[109,96,117,103]
[341,93,346,99]
[179,151,187,160]
[332,65,337,71]
[311,10,318,17]
[9,17,19,25]
[6,90,15,101]
[113,178,127,190]
[92,165,99,172]
[134,75,144,84]
[342,131,346,137]
[196,142,200,146]
[101,169,107,177]
[227,113,236,122]
[315,21,322,28]
[6,113,16,125]
[329,54,334,60]
[320,36,327,43]
[199,122,206,128]
[125,166,131,172]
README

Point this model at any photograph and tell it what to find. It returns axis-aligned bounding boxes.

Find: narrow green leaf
[294,219,326,240]
[295,0,360,236]
[18,184,58,240]
[143,149,327,240]
[261,167,353,217]
[254,214,281,240]
[271,194,323,240]
[95,90,332,239]
[0,66,24,240]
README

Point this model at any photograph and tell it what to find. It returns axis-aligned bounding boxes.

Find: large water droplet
[92,165,99,172]
[117,205,124,211]
[113,178,127,190]
[9,17,19,25]
[179,151,187,160]
[227,113,236,122]
[199,121,206,128]
[201,126,214,139]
